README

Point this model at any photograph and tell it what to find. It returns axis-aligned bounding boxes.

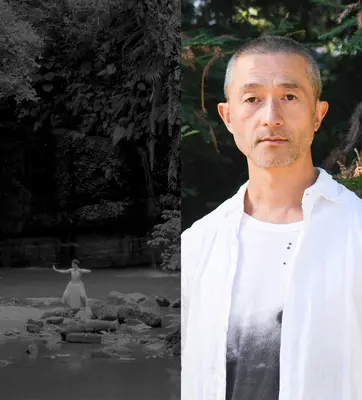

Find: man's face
[218,53,329,168]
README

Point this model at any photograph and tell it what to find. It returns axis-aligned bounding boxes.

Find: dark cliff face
[0,131,170,237]
[0,233,161,269]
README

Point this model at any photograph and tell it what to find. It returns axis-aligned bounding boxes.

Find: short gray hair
[224,35,322,101]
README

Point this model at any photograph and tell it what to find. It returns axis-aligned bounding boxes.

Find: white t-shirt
[226,212,303,400]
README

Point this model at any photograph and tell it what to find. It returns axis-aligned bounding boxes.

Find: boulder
[91,303,120,322]
[66,333,102,344]
[154,296,170,307]
[138,297,161,315]
[26,324,41,334]
[170,298,181,308]
[59,320,117,340]
[46,317,64,325]
[27,319,44,328]
[117,304,162,328]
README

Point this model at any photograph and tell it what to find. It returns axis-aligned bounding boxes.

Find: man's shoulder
[182,189,242,241]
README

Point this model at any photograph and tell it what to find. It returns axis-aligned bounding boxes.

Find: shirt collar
[305,167,341,203]
[232,167,341,214]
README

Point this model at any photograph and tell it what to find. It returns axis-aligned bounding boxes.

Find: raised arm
[80,268,91,274]
[53,265,71,274]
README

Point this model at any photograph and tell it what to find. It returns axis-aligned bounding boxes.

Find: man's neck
[244,159,318,224]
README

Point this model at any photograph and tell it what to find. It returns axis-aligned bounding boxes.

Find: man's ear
[217,102,234,134]
[314,100,329,132]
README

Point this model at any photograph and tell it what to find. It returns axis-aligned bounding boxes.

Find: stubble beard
[249,140,302,168]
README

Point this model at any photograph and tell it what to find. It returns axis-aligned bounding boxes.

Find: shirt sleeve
[181,226,197,358]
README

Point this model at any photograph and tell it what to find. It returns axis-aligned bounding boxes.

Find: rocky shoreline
[0,292,181,366]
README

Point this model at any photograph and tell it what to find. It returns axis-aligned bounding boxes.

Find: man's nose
[260,99,283,128]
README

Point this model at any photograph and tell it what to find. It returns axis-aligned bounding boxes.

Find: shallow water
[0,340,180,400]
[0,267,180,300]
[0,268,180,400]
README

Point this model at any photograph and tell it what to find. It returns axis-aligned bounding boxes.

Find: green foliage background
[182,0,362,229]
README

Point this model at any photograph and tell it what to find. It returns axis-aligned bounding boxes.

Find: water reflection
[0,339,180,400]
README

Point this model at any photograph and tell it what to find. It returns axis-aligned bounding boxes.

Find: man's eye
[245,97,258,103]
[284,94,296,100]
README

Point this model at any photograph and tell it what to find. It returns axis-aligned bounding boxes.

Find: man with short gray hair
[181,35,362,400]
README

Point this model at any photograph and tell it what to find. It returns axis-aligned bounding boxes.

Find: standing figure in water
[53,259,91,308]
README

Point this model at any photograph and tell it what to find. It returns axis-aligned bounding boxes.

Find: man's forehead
[236,52,307,67]
[233,53,310,90]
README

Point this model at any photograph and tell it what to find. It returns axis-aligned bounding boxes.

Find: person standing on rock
[182,35,362,400]
[53,259,91,309]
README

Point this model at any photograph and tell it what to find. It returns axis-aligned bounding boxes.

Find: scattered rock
[170,299,181,308]
[138,297,161,315]
[89,348,114,358]
[154,296,170,307]
[41,308,78,319]
[165,327,181,349]
[144,340,165,354]
[107,291,146,305]
[117,305,162,328]
[91,303,119,322]
[171,341,181,356]
[27,319,44,328]
[46,317,64,325]
[26,324,41,334]
[59,320,117,340]
[4,328,20,336]
[74,307,94,322]
[125,321,150,334]
[26,343,39,356]
[66,333,102,344]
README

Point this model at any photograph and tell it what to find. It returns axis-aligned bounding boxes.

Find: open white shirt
[181,168,362,400]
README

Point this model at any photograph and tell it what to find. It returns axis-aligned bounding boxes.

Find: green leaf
[112,125,126,145]
[318,17,357,40]
[96,69,108,77]
[107,64,117,75]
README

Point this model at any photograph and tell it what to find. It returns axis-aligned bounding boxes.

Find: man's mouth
[260,137,287,142]
[259,137,288,144]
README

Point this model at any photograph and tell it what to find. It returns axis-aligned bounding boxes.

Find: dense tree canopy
[0,0,180,243]
[182,0,362,229]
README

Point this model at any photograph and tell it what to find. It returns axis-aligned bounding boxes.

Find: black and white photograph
[0,1,180,399]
